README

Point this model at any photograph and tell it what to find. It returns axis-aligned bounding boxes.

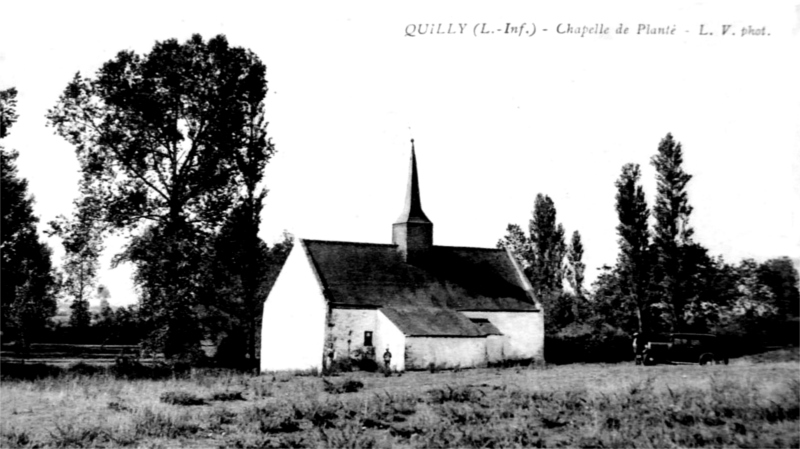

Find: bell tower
[393,140,433,263]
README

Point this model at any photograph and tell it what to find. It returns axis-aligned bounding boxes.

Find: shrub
[322,378,364,394]
[160,391,206,406]
[0,428,33,449]
[315,419,377,448]
[48,422,108,447]
[0,362,64,380]
[109,358,187,380]
[67,362,105,376]
[259,413,302,434]
[239,405,303,435]
[132,408,200,438]
[428,385,486,404]
[209,391,245,401]
[107,401,132,412]
[323,357,353,375]
[545,322,632,364]
[356,358,379,372]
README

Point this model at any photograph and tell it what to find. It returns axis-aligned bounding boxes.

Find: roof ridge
[303,239,503,253]
[303,239,398,247]
[434,244,504,252]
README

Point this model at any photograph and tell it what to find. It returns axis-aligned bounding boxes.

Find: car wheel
[699,353,713,366]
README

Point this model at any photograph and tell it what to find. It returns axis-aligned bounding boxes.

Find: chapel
[260,141,544,372]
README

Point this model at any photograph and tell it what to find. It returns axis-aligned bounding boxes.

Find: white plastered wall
[461,311,544,362]
[376,310,406,371]
[405,337,487,369]
[328,308,377,360]
[485,334,505,363]
[260,241,327,372]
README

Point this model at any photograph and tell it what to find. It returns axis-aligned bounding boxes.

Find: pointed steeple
[395,140,431,224]
[393,139,433,262]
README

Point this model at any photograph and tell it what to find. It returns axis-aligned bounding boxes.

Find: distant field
[0,349,798,448]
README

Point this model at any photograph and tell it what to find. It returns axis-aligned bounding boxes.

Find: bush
[67,362,105,376]
[0,362,65,380]
[323,357,353,376]
[322,378,364,394]
[132,408,200,438]
[428,385,486,404]
[49,422,108,447]
[159,391,206,406]
[0,428,33,449]
[545,322,632,364]
[356,357,379,372]
[209,391,245,401]
[109,358,175,380]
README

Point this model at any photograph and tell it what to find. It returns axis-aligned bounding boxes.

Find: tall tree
[215,100,275,367]
[497,196,566,301]
[565,230,586,298]
[614,163,652,334]
[1,88,59,351]
[651,133,694,331]
[201,203,271,368]
[49,190,104,336]
[47,34,272,359]
[529,194,566,299]
[496,223,533,275]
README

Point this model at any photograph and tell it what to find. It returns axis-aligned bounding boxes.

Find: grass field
[1,351,798,448]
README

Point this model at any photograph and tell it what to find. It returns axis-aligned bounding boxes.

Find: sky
[1,1,798,307]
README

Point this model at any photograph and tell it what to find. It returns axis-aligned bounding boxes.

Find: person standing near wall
[383,347,392,376]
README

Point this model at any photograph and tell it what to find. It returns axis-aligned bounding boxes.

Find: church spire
[395,139,431,224]
[393,139,433,262]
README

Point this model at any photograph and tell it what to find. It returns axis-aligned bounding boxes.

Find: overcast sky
[1,1,798,307]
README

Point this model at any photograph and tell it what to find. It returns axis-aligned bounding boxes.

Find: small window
[364,331,373,347]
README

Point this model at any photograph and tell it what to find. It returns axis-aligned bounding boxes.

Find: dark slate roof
[381,307,491,337]
[302,239,539,311]
[469,317,503,336]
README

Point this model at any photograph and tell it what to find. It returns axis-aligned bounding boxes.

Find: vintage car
[640,333,728,366]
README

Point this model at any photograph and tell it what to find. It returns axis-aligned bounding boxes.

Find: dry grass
[0,356,798,448]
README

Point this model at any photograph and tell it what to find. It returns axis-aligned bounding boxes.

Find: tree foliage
[47,34,269,233]
[496,223,533,273]
[47,34,274,359]
[497,194,567,299]
[199,227,294,368]
[614,163,652,333]
[0,87,19,139]
[49,188,105,333]
[498,194,568,334]
[529,194,566,299]
[650,133,694,331]
[1,88,59,350]
[566,230,586,298]
[500,133,798,362]
[757,257,800,318]
[200,202,269,368]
